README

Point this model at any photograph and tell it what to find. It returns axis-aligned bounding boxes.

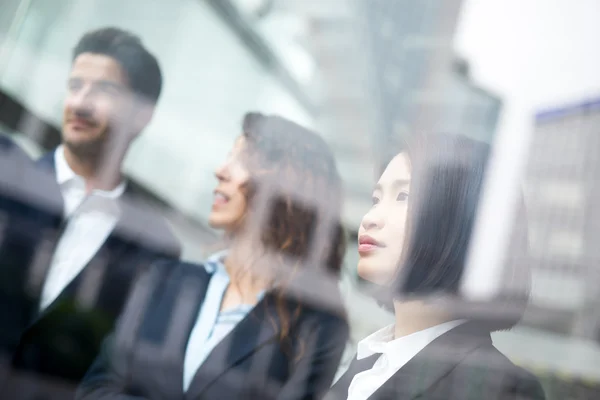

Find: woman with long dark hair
[77,113,349,399]
[327,133,545,400]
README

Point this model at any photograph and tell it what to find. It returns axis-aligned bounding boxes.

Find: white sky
[455,0,600,135]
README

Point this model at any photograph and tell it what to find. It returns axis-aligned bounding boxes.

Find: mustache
[69,108,98,127]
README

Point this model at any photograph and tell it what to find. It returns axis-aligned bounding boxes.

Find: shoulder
[117,194,182,257]
[36,150,56,171]
[291,291,350,340]
[508,364,546,399]
[283,268,349,329]
[0,135,19,151]
[460,343,546,399]
[0,143,62,216]
[133,259,212,311]
[149,258,212,283]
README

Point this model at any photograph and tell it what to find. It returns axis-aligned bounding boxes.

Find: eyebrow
[375,179,410,192]
[67,78,124,90]
[95,80,126,90]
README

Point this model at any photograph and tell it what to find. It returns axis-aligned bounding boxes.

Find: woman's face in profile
[209,136,250,232]
[357,153,411,285]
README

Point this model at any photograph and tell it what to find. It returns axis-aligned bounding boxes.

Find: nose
[214,162,230,182]
[67,86,94,116]
[361,206,384,231]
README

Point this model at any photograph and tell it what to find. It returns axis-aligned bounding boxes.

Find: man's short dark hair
[73,27,162,104]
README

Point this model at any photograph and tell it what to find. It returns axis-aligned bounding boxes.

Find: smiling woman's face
[357,153,411,285]
[208,136,250,233]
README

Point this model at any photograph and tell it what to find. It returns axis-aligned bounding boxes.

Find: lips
[358,235,385,254]
[69,118,95,130]
[212,190,230,208]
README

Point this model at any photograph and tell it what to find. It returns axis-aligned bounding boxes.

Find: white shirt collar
[204,250,229,274]
[54,145,127,199]
[357,320,466,361]
[55,145,77,186]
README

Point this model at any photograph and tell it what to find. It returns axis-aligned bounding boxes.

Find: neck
[393,299,451,339]
[223,235,271,296]
[63,144,124,192]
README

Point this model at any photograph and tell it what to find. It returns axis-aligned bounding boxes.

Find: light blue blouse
[182,251,265,390]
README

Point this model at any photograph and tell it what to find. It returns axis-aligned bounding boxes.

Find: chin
[64,136,105,156]
[357,259,391,285]
[357,259,374,282]
[208,217,225,230]
[208,215,235,232]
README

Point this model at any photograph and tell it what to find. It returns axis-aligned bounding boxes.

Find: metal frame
[205,0,317,115]
[0,0,34,77]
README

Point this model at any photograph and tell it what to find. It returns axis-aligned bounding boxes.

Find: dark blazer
[6,150,182,396]
[327,322,546,400]
[77,259,349,400]
[0,137,63,365]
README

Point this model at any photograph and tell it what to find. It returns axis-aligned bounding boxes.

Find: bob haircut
[385,133,530,330]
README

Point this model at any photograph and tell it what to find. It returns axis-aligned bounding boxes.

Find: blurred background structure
[1,0,600,398]
[525,97,600,342]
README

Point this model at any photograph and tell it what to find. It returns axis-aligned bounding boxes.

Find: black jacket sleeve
[75,334,147,400]
[75,261,167,400]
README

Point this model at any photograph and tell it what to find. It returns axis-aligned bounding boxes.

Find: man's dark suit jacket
[0,136,63,372]
[77,259,350,400]
[326,322,546,400]
[5,149,181,398]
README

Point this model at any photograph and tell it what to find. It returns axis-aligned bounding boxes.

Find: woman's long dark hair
[381,133,530,330]
[237,112,346,344]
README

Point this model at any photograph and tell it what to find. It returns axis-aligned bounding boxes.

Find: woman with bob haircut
[327,133,545,400]
[78,112,349,400]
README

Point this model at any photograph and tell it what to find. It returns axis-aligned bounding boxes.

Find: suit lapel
[185,293,282,398]
[36,151,57,174]
[30,232,131,325]
[368,322,493,400]
[126,265,210,400]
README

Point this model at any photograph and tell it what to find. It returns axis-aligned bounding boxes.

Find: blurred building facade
[490,96,600,395]
[359,0,464,148]
[524,97,600,342]
[445,59,502,143]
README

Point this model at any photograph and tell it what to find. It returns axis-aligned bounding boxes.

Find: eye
[397,191,409,201]
[95,83,122,98]
[371,196,380,205]
[67,79,82,92]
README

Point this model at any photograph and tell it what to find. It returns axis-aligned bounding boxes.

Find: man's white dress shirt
[346,320,465,400]
[39,145,126,310]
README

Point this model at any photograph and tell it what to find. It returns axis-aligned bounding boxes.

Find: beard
[63,130,108,162]
[63,123,136,179]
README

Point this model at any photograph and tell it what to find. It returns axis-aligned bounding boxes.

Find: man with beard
[6,27,181,398]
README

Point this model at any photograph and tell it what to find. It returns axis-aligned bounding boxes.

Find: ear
[131,100,156,136]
